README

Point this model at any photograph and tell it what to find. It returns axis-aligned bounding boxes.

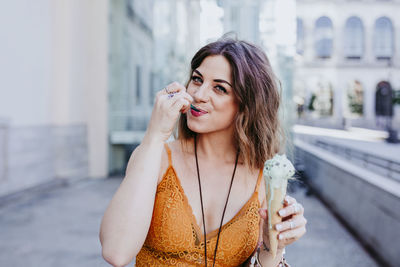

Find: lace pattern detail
[136,145,262,266]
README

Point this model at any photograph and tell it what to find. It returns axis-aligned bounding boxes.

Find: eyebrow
[193,69,233,88]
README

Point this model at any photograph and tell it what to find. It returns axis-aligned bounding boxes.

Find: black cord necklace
[194,135,239,267]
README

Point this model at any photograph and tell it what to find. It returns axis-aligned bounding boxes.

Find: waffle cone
[266,184,287,258]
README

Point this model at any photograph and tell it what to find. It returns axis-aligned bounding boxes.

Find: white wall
[0,0,109,181]
[51,0,109,177]
[0,0,53,126]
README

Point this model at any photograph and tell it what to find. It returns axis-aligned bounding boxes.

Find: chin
[187,120,204,133]
[187,119,233,135]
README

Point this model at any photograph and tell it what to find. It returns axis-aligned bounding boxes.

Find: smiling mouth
[190,104,208,116]
[190,104,200,112]
[191,104,208,113]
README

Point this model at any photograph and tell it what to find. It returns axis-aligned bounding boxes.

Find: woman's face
[186,55,238,135]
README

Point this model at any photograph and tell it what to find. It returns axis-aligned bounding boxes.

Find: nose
[193,83,210,102]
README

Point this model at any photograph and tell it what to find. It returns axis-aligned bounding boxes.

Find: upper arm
[125,144,169,185]
[125,147,139,176]
[157,146,170,184]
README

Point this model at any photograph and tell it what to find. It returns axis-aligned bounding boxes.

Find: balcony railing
[314,140,400,181]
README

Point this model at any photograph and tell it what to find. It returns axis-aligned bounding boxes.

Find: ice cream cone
[263,154,294,259]
[266,181,288,258]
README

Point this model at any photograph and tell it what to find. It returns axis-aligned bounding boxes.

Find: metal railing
[314,140,400,182]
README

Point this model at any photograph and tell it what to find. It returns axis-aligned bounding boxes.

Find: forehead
[196,55,232,82]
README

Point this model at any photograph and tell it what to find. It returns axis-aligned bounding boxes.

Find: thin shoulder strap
[164,143,172,166]
[255,168,264,194]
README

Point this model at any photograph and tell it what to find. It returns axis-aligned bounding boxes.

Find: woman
[100,38,307,267]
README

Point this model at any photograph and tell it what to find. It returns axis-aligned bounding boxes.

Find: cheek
[216,100,238,123]
[186,84,195,96]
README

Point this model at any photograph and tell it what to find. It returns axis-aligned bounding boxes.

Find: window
[314,16,333,58]
[150,72,155,105]
[136,65,142,105]
[297,18,305,55]
[230,6,240,34]
[249,6,259,43]
[344,17,364,59]
[374,17,394,60]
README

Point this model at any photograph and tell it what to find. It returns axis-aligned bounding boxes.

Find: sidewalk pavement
[285,183,379,267]
[0,177,380,267]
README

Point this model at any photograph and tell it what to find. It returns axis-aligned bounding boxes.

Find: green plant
[308,93,316,111]
[348,92,363,114]
[393,90,400,105]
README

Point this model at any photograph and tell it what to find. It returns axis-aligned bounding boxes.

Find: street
[0,177,380,267]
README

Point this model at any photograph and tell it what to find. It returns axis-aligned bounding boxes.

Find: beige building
[295,0,400,130]
[0,0,109,197]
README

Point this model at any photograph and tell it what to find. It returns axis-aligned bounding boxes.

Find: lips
[190,104,208,117]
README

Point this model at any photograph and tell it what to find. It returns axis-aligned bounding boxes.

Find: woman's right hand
[145,82,193,143]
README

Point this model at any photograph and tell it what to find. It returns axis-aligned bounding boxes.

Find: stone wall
[295,139,400,266]
[0,124,88,198]
[0,120,7,184]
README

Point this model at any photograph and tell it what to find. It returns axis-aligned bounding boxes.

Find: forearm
[100,135,164,265]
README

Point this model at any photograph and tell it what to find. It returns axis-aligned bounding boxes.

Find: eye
[191,75,202,84]
[215,85,227,94]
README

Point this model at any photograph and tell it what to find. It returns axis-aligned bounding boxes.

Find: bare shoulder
[157,141,172,185]
[157,139,188,184]
[167,139,193,163]
[166,139,182,154]
[167,139,190,155]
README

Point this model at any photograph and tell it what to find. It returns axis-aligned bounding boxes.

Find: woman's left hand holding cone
[258,195,307,250]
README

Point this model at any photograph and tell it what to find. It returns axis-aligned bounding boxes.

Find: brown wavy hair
[178,38,284,169]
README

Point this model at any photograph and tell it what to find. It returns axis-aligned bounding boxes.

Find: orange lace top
[136,143,263,266]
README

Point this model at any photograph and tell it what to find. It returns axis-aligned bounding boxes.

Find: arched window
[297,18,305,55]
[344,17,364,59]
[374,17,394,60]
[314,16,333,58]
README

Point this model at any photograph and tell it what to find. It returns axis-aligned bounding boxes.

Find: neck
[194,131,237,164]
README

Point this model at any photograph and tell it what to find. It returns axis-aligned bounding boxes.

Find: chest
[144,166,261,266]
[174,158,258,232]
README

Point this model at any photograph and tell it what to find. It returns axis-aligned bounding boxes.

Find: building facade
[108,0,201,173]
[218,0,263,44]
[0,0,109,197]
[108,0,155,173]
[295,0,400,130]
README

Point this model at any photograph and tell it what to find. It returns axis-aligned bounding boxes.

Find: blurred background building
[294,0,400,130]
[0,0,109,196]
[0,0,399,266]
[108,0,202,173]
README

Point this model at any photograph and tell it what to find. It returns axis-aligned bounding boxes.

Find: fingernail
[279,210,286,216]
[279,234,283,240]
[275,224,282,231]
